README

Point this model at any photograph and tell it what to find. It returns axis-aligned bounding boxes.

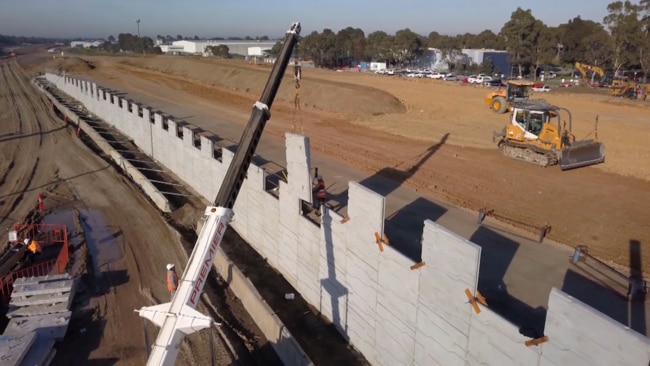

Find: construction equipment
[575,62,605,86]
[135,21,301,366]
[492,100,605,170]
[485,80,534,114]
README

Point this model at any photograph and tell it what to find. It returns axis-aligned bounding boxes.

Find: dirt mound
[38,56,96,74]
[116,56,406,118]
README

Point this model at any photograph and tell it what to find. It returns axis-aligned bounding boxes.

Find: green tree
[365,31,395,64]
[531,23,558,79]
[500,7,543,77]
[270,41,282,55]
[394,28,423,65]
[639,0,650,80]
[604,1,641,75]
[560,17,609,64]
[207,45,229,58]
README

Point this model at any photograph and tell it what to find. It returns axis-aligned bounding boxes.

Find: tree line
[271,1,649,78]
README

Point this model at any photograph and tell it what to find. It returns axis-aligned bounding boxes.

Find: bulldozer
[492,100,605,170]
[485,80,535,114]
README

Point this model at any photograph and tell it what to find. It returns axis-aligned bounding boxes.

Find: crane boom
[135,21,301,366]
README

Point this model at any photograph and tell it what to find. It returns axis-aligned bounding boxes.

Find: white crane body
[135,21,302,366]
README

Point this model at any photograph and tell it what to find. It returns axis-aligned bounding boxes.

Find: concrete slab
[3,312,72,341]
[6,302,70,318]
[10,291,73,307]
[18,336,55,366]
[0,332,36,366]
[11,280,74,297]
[12,274,72,287]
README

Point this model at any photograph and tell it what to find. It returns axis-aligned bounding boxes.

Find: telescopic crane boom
[135,21,301,366]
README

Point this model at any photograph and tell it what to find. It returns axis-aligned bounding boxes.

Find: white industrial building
[160,40,277,57]
[69,41,104,48]
[422,48,468,72]
[461,49,509,65]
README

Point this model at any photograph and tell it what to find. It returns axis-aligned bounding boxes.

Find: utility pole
[136,19,145,55]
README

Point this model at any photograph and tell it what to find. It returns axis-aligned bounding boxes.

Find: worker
[166,263,179,300]
[24,238,42,263]
[312,175,327,216]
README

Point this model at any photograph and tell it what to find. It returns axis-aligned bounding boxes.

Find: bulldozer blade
[559,141,605,170]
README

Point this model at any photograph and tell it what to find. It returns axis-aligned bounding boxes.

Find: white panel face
[467,305,540,366]
[347,181,385,238]
[285,133,312,202]
[415,220,481,366]
[541,288,650,366]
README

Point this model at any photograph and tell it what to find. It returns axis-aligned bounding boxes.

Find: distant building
[69,41,104,48]
[161,39,277,57]
[420,48,468,72]
[461,49,511,75]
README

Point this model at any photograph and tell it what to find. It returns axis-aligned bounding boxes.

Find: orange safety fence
[0,224,69,301]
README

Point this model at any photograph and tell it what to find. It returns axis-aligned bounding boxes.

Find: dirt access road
[49,55,650,273]
[0,57,276,365]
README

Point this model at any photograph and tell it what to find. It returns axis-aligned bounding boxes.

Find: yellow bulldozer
[485,80,535,114]
[492,100,605,170]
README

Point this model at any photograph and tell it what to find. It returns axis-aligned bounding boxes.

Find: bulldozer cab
[513,109,548,137]
[506,81,532,101]
[510,101,559,141]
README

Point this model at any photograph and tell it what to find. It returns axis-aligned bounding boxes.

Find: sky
[0,0,615,39]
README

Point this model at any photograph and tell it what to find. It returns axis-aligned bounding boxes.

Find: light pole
[136,19,145,55]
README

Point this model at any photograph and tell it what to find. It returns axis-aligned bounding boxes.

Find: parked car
[443,73,458,81]
[532,85,552,92]
[484,79,503,87]
[426,71,446,79]
[468,74,491,84]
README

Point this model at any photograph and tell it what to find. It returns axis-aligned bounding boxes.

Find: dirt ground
[31,54,650,274]
[0,56,286,365]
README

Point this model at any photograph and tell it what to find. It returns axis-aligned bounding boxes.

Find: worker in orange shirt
[166,263,179,300]
[23,238,42,263]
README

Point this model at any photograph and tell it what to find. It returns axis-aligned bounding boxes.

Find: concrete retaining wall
[44,73,650,366]
[33,80,172,213]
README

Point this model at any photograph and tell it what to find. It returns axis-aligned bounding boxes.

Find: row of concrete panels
[45,73,650,366]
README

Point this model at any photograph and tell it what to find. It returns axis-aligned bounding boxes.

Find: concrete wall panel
[414,220,481,366]
[541,288,650,366]
[467,304,540,366]
[285,133,313,202]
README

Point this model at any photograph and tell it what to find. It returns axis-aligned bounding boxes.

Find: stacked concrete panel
[42,74,650,366]
[1,274,75,366]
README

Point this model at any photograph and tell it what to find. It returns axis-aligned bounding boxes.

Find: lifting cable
[291,39,304,134]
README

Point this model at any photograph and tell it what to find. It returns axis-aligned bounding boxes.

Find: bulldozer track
[499,140,558,168]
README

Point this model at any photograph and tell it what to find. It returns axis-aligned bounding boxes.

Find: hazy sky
[0,0,613,39]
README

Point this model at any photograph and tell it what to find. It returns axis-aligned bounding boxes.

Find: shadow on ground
[470,226,547,337]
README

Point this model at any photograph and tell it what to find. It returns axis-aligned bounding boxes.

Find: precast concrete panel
[318,209,349,335]
[374,247,419,365]
[296,219,321,306]
[277,182,300,287]
[414,220,481,366]
[260,193,280,268]
[285,133,313,203]
[466,304,540,366]
[540,287,650,366]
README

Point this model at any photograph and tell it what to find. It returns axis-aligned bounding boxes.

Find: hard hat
[316,175,323,181]
[166,263,175,270]
[24,238,30,245]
